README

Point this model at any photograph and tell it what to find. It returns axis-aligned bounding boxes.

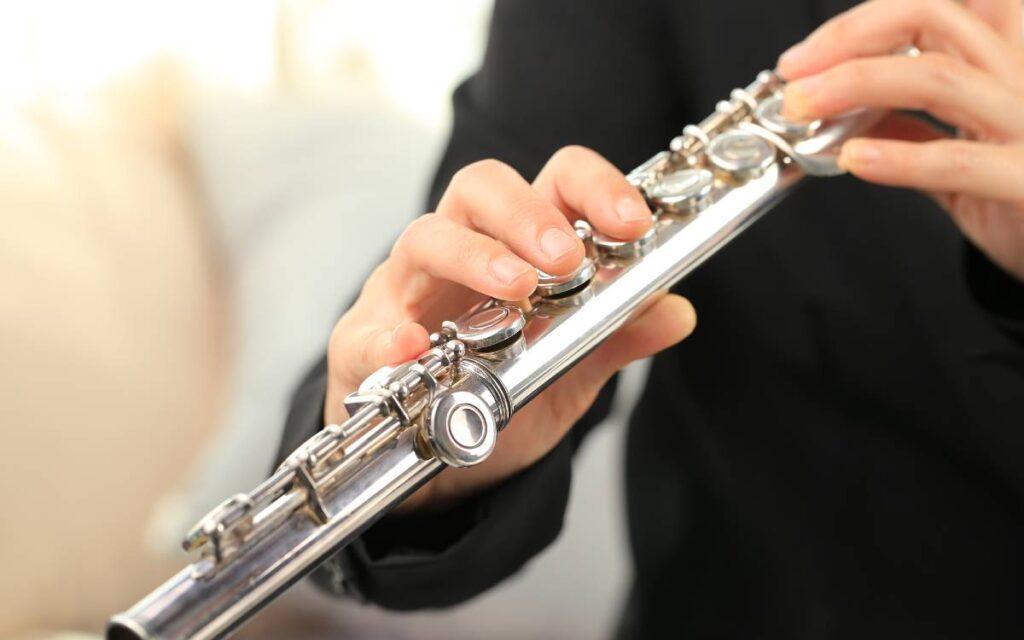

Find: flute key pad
[649,168,714,215]
[454,304,526,351]
[754,94,821,140]
[536,257,596,298]
[707,130,776,182]
[592,226,657,263]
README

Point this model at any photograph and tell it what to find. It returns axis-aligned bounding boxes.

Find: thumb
[331,320,431,387]
[568,292,697,393]
[384,321,433,365]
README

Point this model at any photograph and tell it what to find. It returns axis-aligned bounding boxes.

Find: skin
[325,146,696,513]
[779,0,1024,281]
[328,0,1024,515]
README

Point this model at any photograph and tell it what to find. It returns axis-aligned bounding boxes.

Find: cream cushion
[0,90,226,635]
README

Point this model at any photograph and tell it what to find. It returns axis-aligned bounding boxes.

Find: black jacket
[278,0,1024,637]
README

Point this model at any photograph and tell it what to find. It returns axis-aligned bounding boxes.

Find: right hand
[325,146,697,513]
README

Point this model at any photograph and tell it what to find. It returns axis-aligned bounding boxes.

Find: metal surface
[454,304,526,350]
[425,389,497,467]
[592,226,658,263]
[754,94,821,139]
[707,130,777,181]
[108,69,886,640]
[536,258,597,297]
[649,168,714,215]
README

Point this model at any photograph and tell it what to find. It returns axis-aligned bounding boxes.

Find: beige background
[0,2,635,638]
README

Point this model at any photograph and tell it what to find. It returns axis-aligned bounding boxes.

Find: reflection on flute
[107,69,884,640]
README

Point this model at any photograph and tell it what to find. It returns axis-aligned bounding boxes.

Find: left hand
[777,0,1024,281]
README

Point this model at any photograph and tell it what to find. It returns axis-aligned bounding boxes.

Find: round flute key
[592,226,657,263]
[426,390,497,467]
[536,257,596,298]
[707,130,776,182]
[649,168,714,215]
[754,94,821,139]
[454,304,525,350]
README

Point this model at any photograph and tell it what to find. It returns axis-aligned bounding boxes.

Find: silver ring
[683,124,710,147]
[730,88,758,112]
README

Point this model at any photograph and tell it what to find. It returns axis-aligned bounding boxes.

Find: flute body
[108,70,883,640]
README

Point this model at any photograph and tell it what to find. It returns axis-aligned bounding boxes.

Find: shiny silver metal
[424,389,497,467]
[754,94,821,139]
[454,304,526,350]
[707,130,776,181]
[649,168,714,215]
[536,258,597,297]
[592,226,658,263]
[108,69,887,640]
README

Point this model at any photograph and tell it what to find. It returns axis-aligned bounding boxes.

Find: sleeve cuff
[323,434,574,610]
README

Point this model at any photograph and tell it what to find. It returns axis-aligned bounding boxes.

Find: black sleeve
[276,352,615,609]
[277,0,681,610]
[962,240,1024,348]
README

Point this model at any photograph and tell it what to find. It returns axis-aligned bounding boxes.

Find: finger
[783,53,1024,139]
[437,159,584,276]
[385,322,432,365]
[577,293,697,389]
[532,145,653,241]
[331,320,431,384]
[778,0,1018,83]
[964,0,1022,43]
[839,137,1024,206]
[391,213,539,300]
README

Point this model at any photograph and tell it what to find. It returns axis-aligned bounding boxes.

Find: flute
[108,69,883,640]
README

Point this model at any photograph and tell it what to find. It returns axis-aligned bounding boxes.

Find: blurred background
[0,1,644,638]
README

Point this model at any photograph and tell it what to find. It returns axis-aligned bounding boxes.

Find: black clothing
[278,0,1024,637]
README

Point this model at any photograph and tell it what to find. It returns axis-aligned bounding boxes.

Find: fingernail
[539,227,579,262]
[783,75,823,117]
[778,41,811,75]
[840,141,881,168]
[489,254,532,285]
[615,197,651,223]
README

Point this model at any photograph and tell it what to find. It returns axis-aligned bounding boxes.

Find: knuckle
[551,144,593,166]
[391,214,436,259]
[904,0,927,14]
[451,233,482,268]
[328,316,362,368]
[453,158,513,187]
[836,58,869,89]
[327,321,347,362]
[920,52,961,95]
[504,194,548,231]
[358,327,389,372]
[827,12,853,41]
[361,261,391,295]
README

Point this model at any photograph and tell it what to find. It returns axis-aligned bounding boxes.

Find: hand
[325,147,697,512]
[778,0,1024,281]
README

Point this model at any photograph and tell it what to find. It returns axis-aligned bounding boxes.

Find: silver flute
[108,69,884,639]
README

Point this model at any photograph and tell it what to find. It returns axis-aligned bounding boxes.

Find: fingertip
[385,322,430,364]
[538,226,586,275]
[586,190,651,242]
[777,40,814,80]
[489,254,537,294]
[612,194,654,234]
[500,269,540,300]
[838,139,883,175]
[781,76,822,120]
[646,294,696,346]
[668,294,698,341]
